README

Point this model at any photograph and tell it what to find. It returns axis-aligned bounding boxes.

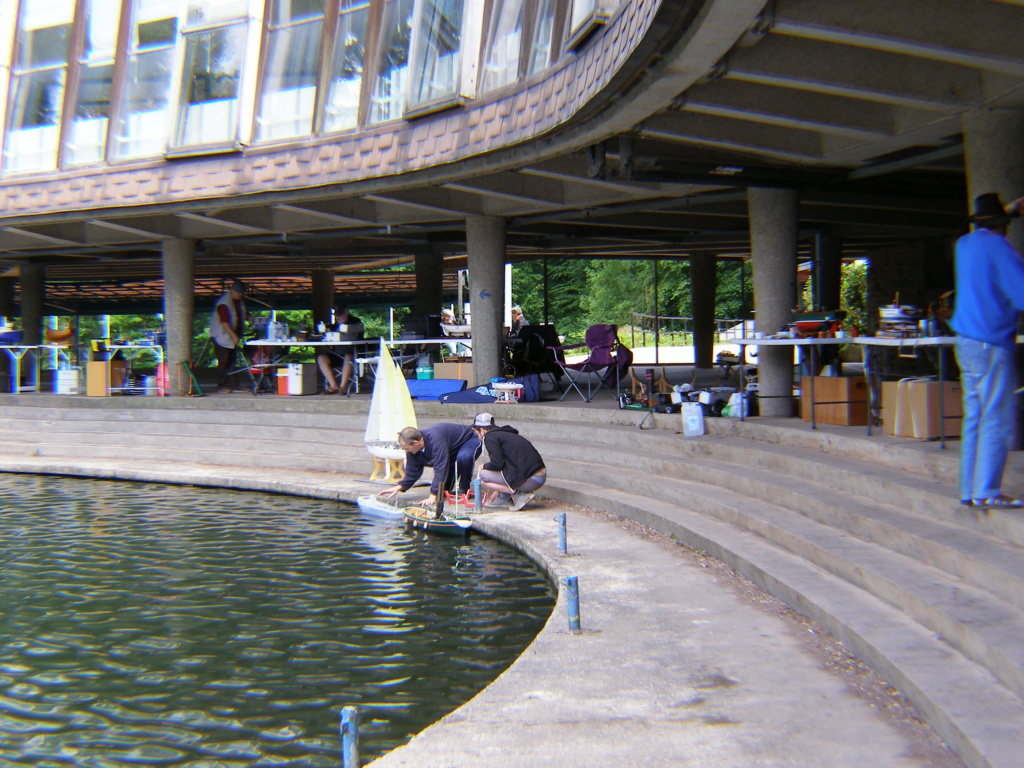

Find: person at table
[471,413,546,511]
[380,424,481,507]
[952,192,1024,510]
[210,279,247,394]
[316,304,363,394]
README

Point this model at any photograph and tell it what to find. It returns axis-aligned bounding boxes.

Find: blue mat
[406,379,467,400]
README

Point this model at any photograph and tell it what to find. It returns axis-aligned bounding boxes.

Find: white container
[143,375,158,396]
[55,368,81,394]
[681,402,705,437]
[287,363,317,395]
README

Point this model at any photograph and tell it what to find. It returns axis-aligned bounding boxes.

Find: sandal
[325,385,340,393]
[973,495,1024,510]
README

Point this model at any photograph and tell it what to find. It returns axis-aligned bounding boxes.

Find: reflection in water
[0,475,554,766]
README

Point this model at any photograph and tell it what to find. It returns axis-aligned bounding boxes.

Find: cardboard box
[287,363,317,395]
[800,376,868,426]
[276,367,289,395]
[86,361,127,397]
[434,361,473,383]
[882,379,962,439]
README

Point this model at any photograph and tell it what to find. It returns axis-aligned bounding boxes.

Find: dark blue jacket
[400,423,477,494]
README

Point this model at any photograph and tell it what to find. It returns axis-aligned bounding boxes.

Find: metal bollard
[472,477,482,512]
[556,512,567,555]
[566,575,581,634]
[341,706,359,768]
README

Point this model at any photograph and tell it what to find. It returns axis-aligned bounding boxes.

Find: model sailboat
[364,339,417,483]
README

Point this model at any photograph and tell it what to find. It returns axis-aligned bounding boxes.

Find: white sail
[365,339,417,460]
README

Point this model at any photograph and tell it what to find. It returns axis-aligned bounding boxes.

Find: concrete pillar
[161,239,196,397]
[311,269,335,326]
[690,253,717,369]
[466,216,506,384]
[415,251,444,316]
[748,187,799,417]
[0,276,14,384]
[19,262,45,346]
[815,232,842,312]
[962,107,1024,447]
[962,108,1024,254]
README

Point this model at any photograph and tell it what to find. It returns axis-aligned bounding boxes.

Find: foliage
[798,261,869,335]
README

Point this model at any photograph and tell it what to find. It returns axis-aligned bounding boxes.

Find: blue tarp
[406,379,467,400]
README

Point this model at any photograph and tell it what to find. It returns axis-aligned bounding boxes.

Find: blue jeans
[956,337,1016,501]
[446,438,481,493]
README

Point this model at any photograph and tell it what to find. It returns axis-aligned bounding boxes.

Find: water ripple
[0,474,553,765]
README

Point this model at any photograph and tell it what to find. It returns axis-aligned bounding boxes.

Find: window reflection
[65,0,122,166]
[176,4,247,149]
[409,0,463,109]
[256,0,325,142]
[324,0,369,133]
[114,0,179,160]
[369,0,414,124]
[481,0,524,92]
[4,0,74,173]
[526,0,556,76]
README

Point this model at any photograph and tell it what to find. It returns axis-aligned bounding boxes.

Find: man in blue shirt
[381,423,481,507]
[952,192,1024,509]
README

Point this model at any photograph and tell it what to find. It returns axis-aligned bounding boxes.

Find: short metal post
[472,477,482,511]
[566,576,581,634]
[341,706,359,768]
[556,513,567,555]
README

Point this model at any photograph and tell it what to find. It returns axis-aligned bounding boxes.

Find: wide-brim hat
[970,192,1011,226]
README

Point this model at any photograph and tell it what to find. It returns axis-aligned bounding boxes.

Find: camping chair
[550,324,633,402]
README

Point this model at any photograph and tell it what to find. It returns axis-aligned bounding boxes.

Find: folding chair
[549,324,632,402]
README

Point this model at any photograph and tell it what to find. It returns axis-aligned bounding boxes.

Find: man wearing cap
[952,192,1024,509]
[380,424,480,507]
[316,304,363,394]
[210,279,248,394]
[471,413,546,511]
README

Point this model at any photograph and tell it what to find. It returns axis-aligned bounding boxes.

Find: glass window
[4,0,74,173]
[187,0,248,25]
[368,0,414,124]
[323,0,369,133]
[174,0,248,150]
[481,0,524,92]
[65,0,123,166]
[526,0,556,76]
[177,23,246,147]
[409,0,463,109]
[113,0,180,160]
[256,0,325,142]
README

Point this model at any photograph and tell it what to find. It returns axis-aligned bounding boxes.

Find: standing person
[210,279,247,394]
[317,304,363,394]
[380,424,481,507]
[509,306,529,337]
[952,192,1024,509]
[471,413,546,511]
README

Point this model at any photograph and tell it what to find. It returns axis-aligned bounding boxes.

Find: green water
[0,474,555,767]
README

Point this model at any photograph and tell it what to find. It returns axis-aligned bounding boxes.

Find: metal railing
[628,313,752,347]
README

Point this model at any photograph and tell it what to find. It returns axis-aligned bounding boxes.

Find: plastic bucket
[415,366,434,380]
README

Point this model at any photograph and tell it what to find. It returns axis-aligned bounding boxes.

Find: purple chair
[550,324,633,402]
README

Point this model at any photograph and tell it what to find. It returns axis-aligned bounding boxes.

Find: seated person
[316,303,363,394]
[380,424,481,507]
[471,413,546,511]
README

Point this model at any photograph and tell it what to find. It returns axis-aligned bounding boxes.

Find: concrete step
[546,477,1024,768]
[548,458,1024,699]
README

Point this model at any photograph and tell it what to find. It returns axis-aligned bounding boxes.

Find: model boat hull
[403,506,472,537]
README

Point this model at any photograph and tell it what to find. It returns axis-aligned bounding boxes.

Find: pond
[0,474,555,767]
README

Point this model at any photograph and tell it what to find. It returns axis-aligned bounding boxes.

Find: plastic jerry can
[681,401,705,437]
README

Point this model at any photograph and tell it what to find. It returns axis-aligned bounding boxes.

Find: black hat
[230,279,247,294]
[970,193,1011,226]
